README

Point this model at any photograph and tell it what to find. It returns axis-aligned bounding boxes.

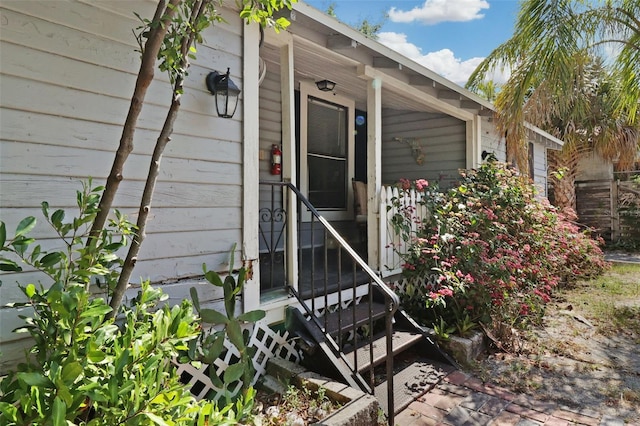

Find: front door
[299,82,355,221]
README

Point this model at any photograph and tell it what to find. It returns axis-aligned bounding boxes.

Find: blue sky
[304,0,520,85]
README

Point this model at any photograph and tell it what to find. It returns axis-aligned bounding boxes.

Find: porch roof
[269,1,564,149]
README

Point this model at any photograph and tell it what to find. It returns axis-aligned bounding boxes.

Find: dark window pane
[308,98,347,157]
[308,155,347,209]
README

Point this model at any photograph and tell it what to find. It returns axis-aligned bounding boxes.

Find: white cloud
[389,0,490,25]
[378,31,510,86]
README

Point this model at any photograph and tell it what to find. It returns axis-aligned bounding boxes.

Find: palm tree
[466,0,639,211]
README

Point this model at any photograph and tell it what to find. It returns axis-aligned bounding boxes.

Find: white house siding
[382,110,466,189]
[258,66,284,182]
[531,141,548,197]
[0,1,244,370]
[257,64,286,254]
[480,117,507,162]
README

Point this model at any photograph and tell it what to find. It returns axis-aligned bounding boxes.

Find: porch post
[466,115,482,169]
[280,34,299,291]
[242,22,261,312]
[366,78,382,270]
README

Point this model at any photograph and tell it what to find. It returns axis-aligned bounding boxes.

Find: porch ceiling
[260,39,438,113]
[263,2,498,120]
[260,43,438,114]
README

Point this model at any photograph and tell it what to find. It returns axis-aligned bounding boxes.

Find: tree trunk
[109,0,209,315]
[88,0,181,246]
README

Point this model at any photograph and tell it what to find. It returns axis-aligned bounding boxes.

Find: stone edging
[265,358,380,426]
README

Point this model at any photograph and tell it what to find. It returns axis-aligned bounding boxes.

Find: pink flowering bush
[391,162,609,337]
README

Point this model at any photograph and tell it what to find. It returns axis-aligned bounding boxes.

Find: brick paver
[394,370,630,426]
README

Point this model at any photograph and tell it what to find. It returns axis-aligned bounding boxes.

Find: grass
[558,263,640,337]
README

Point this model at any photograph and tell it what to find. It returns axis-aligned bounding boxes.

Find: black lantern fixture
[315,79,336,92]
[206,68,241,118]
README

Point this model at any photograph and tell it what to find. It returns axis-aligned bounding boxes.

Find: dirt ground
[473,262,640,424]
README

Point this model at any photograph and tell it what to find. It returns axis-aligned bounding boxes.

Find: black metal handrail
[259,181,400,423]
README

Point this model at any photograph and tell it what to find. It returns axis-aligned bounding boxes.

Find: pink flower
[399,178,411,191]
[438,288,453,297]
[429,292,440,300]
[415,179,429,190]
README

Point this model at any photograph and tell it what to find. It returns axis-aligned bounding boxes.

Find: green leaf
[15,216,36,237]
[237,310,265,323]
[0,259,21,272]
[61,361,83,384]
[199,308,228,325]
[39,252,63,268]
[51,209,65,227]
[142,412,170,426]
[25,283,36,298]
[190,287,201,312]
[17,372,53,387]
[223,362,245,384]
[87,349,107,363]
[52,396,66,426]
[203,333,225,364]
[226,320,244,351]
[79,304,112,319]
[41,201,50,218]
[0,221,6,247]
[203,268,224,287]
[0,402,17,421]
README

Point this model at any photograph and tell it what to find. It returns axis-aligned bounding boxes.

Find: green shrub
[0,182,254,425]
[390,162,609,336]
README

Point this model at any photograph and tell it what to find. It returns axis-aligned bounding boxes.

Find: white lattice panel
[175,321,300,401]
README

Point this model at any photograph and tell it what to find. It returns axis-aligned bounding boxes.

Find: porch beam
[243,22,261,313]
[365,75,382,270]
[438,89,461,101]
[280,34,299,292]
[357,65,474,121]
[327,34,357,50]
[373,56,402,69]
[466,115,482,169]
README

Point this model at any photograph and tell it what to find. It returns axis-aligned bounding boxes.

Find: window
[307,98,348,209]
[299,82,355,221]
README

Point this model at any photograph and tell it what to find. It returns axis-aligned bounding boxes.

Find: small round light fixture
[315,79,336,92]
[206,68,241,118]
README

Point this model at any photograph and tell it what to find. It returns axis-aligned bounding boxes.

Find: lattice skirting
[174,320,300,401]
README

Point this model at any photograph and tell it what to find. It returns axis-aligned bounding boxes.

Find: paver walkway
[395,252,639,425]
[395,370,633,426]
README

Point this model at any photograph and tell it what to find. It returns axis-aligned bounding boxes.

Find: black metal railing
[259,181,400,423]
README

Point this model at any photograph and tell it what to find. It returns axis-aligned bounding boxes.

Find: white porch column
[242,22,260,313]
[280,34,298,291]
[366,78,382,270]
[466,115,482,169]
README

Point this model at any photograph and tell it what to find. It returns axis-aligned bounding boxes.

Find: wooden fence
[575,179,640,241]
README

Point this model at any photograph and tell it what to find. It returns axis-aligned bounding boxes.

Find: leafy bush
[189,246,266,403]
[390,162,609,337]
[0,183,254,425]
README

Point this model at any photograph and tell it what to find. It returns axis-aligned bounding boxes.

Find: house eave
[285,2,495,116]
[524,122,565,150]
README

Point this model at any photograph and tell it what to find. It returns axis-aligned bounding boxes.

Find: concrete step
[375,355,454,415]
[343,329,423,373]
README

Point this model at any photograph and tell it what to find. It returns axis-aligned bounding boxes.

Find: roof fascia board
[358,64,475,121]
[524,122,564,149]
[292,2,495,111]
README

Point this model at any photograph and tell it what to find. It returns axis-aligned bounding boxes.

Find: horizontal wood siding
[258,64,285,253]
[531,142,548,197]
[382,109,466,189]
[480,119,507,162]
[0,1,244,369]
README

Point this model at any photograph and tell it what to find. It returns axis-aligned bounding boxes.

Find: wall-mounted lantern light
[206,68,241,118]
[315,79,336,92]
